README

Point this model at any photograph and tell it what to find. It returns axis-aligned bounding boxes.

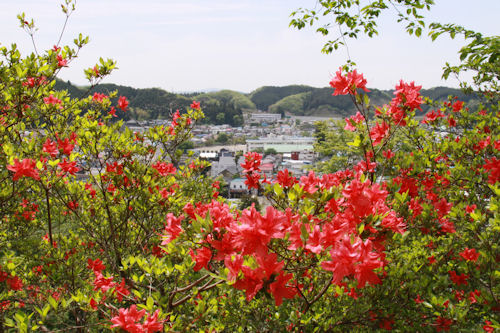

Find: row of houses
[201,145,316,197]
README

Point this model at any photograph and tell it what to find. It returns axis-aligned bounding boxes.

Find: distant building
[229,178,249,197]
[193,144,247,156]
[260,163,274,178]
[246,136,314,153]
[210,149,238,183]
[299,150,316,161]
[250,113,281,123]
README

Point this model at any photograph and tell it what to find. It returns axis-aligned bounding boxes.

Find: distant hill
[268,88,392,117]
[54,81,249,125]
[249,85,315,111]
[54,80,480,122]
[251,85,480,117]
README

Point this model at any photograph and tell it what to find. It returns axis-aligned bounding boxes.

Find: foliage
[289,0,499,96]
[313,119,358,172]
[290,0,434,55]
[0,2,499,332]
[264,148,278,156]
[237,194,261,212]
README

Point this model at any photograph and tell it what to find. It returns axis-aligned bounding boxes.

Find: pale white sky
[1,0,499,92]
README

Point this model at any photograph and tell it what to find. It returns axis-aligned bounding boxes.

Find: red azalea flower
[42,138,58,157]
[370,121,390,146]
[114,278,130,302]
[459,248,480,262]
[7,158,40,181]
[7,276,23,291]
[435,316,453,331]
[268,272,296,306]
[344,111,365,131]
[382,149,395,159]
[483,157,500,184]
[56,54,67,67]
[118,96,129,111]
[161,213,184,244]
[93,272,115,292]
[152,161,176,176]
[108,106,117,117]
[89,298,98,310]
[110,305,146,332]
[465,204,476,213]
[189,247,212,272]
[483,320,494,333]
[191,100,201,110]
[58,158,80,175]
[330,67,369,96]
[276,169,297,188]
[57,137,75,155]
[93,92,108,102]
[142,310,163,332]
[449,270,469,285]
[43,95,62,105]
[452,100,464,112]
[87,258,106,273]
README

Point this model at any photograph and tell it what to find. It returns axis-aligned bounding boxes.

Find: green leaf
[3,143,14,156]
[273,183,283,197]
[146,297,154,311]
[347,136,361,147]
[48,296,58,310]
[300,223,308,244]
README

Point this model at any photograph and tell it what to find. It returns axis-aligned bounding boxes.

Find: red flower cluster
[7,158,40,181]
[44,94,62,106]
[179,158,404,307]
[58,158,80,176]
[0,266,23,291]
[89,258,130,302]
[110,305,162,333]
[329,67,369,96]
[42,138,58,157]
[190,100,201,110]
[449,270,469,286]
[152,161,176,176]
[459,248,480,262]
[161,213,184,244]
[276,169,297,188]
[369,121,390,146]
[92,92,108,102]
[344,111,365,131]
[483,157,499,184]
[118,96,129,111]
[56,54,67,67]
[241,152,262,189]
[22,76,47,88]
[385,80,423,126]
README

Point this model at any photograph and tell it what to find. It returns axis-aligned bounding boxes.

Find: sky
[1,0,499,93]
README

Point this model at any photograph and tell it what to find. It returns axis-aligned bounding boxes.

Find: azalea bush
[1,1,499,332]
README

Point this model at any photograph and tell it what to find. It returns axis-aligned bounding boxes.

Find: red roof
[261,163,274,171]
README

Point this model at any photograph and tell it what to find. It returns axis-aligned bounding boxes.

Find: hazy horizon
[2,0,499,93]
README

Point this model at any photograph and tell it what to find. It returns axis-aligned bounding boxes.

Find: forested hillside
[55,80,480,122]
[249,85,315,111]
